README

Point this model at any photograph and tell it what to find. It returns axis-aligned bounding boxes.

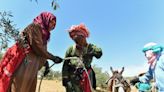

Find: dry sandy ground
[36,80,138,92]
[36,80,66,92]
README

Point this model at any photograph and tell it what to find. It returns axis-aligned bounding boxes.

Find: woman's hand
[52,56,63,63]
[130,77,140,85]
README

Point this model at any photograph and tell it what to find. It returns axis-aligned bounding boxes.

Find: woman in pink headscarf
[0,12,63,92]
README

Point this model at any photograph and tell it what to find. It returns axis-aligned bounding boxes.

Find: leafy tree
[31,0,60,10]
[38,66,62,80]
[53,71,62,79]
[93,65,109,88]
[0,11,19,52]
[45,69,55,80]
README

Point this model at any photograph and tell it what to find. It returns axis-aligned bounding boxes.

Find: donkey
[106,67,131,92]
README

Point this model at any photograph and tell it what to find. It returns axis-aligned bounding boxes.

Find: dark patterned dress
[62,44,102,92]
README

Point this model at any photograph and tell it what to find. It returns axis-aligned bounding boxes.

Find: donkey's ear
[120,67,124,74]
[110,66,114,73]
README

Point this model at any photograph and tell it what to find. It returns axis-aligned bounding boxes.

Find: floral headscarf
[68,23,90,39]
[33,12,56,44]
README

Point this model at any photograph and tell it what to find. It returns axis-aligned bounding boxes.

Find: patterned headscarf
[142,42,163,53]
[68,23,90,39]
[33,12,56,44]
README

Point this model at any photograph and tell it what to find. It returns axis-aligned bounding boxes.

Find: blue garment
[139,54,164,92]
[136,82,152,92]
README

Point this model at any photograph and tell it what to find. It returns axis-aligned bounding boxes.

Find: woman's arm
[90,44,102,59]
[24,24,55,60]
[139,67,153,83]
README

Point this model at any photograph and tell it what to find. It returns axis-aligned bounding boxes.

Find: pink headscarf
[33,12,56,44]
[68,23,90,39]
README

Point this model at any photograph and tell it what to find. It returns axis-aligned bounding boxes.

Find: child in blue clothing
[130,42,164,92]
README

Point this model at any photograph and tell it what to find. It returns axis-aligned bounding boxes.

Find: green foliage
[45,69,56,80]
[38,67,62,80]
[92,65,109,88]
[53,71,62,79]
[30,0,60,11]
[51,0,60,10]
[0,53,3,60]
[0,11,19,51]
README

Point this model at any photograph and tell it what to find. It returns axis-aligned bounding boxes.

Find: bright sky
[1,0,164,76]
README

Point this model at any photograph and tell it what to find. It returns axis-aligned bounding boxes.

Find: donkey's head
[107,67,130,92]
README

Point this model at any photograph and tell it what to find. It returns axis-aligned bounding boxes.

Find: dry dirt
[36,80,138,92]
[36,80,66,92]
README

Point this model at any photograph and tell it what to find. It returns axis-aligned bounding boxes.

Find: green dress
[62,43,102,92]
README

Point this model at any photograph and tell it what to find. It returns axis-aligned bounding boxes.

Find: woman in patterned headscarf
[62,23,103,92]
[0,12,63,92]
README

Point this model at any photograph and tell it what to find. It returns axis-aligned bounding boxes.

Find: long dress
[0,23,54,92]
[62,44,102,92]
